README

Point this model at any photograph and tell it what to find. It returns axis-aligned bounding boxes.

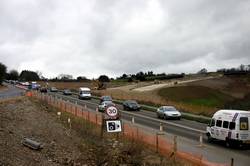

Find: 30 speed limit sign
[105,105,118,118]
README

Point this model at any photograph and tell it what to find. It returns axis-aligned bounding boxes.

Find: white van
[206,109,250,146]
[78,87,91,100]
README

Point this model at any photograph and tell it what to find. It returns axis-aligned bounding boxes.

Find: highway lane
[46,91,250,164]
[48,91,209,140]
[0,83,25,99]
[56,92,207,131]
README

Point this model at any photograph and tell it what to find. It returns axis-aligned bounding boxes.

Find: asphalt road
[0,83,25,99]
[48,91,206,139]
[46,91,250,166]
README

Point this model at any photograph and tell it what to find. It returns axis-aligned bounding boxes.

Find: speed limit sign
[105,105,118,118]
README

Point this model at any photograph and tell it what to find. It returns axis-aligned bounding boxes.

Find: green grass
[158,86,234,107]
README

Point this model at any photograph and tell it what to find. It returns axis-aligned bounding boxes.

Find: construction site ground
[0,96,183,166]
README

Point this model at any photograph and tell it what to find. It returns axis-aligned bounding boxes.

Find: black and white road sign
[106,120,122,133]
[105,105,118,118]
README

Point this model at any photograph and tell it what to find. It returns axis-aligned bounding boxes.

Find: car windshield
[102,96,112,101]
[163,107,177,112]
[81,91,90,94]
[128,101,138,106]
[102,101,113,105]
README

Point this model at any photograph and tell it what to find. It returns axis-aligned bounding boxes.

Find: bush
[0,62,7,84]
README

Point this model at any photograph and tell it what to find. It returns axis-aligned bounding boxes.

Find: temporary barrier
[29,91,227,166]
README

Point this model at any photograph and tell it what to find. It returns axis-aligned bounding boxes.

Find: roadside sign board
[105,105,118,118]
[106,120,122,133]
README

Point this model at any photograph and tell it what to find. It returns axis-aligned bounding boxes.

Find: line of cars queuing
[97,96,182,120]
[5,80,41,90]
[42,86,250,147]
[39,85,182,120]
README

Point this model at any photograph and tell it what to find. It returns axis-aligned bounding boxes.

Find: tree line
[217,64,250,75]
[1,61,250,85]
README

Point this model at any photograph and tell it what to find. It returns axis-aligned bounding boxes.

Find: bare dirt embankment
[0,85,7,91]
[0,97,87,165]
[0,97,184,166]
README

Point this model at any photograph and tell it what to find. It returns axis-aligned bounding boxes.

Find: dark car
[123,100,141,111]
[63,89,72,95]
[100,96,112,103]
[50,87,58,92]
[40,87,47,93]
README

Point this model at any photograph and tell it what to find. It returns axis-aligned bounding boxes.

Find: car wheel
[163,115,167,120]
[207,133,213,143]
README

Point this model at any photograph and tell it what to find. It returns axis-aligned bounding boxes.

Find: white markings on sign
[106,106,118,117]
[106,120,122,133]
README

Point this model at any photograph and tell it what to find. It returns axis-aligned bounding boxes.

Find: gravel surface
[0,97,88,166]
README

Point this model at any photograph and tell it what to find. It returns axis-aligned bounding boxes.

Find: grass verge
[32,98,185,166]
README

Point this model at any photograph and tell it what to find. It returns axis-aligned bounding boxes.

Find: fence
[30,91,228,166]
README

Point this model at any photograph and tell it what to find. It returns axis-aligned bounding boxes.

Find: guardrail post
[132,117,135,124]
[199,133,203,146]
[84,104,87,109]
[159,122,163,132]
[197,133,205,147]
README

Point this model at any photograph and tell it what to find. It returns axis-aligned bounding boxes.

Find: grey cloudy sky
[0,0,249,78]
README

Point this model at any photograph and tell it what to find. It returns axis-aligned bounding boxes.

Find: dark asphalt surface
[47,91,250,166]
[45,92,208,140]
[0,83,25,99]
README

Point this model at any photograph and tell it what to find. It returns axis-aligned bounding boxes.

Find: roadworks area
[0,97,185,166]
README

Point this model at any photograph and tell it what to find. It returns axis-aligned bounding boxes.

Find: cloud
[0,0,250,78]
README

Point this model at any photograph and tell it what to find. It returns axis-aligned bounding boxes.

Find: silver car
[98,101,115,112]
[156,106,181,120]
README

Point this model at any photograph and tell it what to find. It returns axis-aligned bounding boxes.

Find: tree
[58,74,73,80]
[135,71,146,81]
[36,70,43,79]
[147,71,154,76]
[0,62,7,84]
[239,64,244,71]
[77,76,89,82]
[197,68,208,74]
[98,75,110,82]
[19,70,40,81]
[8,70,19,80]
[120,74,128,79]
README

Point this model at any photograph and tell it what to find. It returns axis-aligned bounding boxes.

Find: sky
[0,0,250,79]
